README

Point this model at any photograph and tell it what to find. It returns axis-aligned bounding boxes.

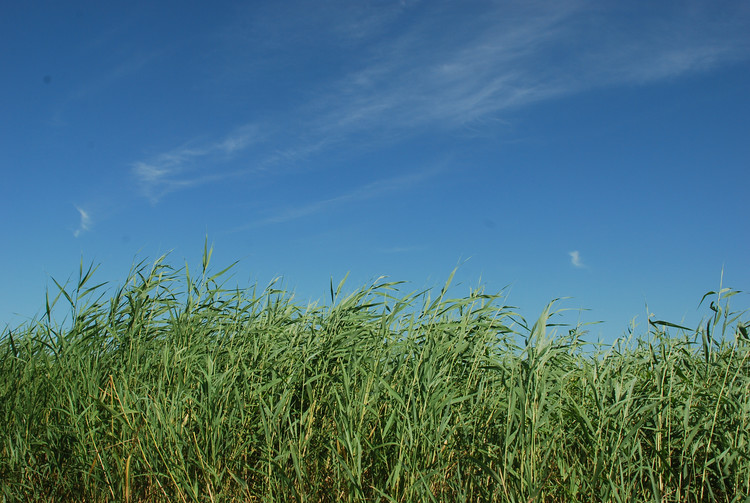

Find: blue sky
[2,0,749,342]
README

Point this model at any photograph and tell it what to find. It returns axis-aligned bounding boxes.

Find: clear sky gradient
[2,1,749,342]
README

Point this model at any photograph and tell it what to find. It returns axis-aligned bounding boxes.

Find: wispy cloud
[305,1,749,136]
[50,49,166,127]
[73,206,91,237]
[131,1,750,202]
[234,168,439,230]
[132,125,261,202]
[377,245,425,254]
[569,250,585,269]
[308,5,570,133]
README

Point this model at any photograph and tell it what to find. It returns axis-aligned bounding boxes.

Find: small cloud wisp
[569,250,585,268]
[73,206,91,237]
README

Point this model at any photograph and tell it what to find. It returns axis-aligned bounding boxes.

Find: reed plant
[1,245,748,502]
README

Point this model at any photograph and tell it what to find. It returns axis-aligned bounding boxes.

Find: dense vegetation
[1,247,748,502]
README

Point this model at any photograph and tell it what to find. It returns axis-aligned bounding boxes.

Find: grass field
[1,246,748,502]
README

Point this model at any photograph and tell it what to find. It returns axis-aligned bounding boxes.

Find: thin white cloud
[569,250,585,269]
[377,245,425,254]
[131,1,750,202]
[305,0,750,137]
[234,168,439,230]
[73,206,92,237]
[132,125,261,202]
[50,49,166,127]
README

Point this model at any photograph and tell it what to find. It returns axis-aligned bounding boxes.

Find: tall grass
[1,246,748,502]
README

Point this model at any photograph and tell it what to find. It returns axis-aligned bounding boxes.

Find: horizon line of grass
[1,245,748,502]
